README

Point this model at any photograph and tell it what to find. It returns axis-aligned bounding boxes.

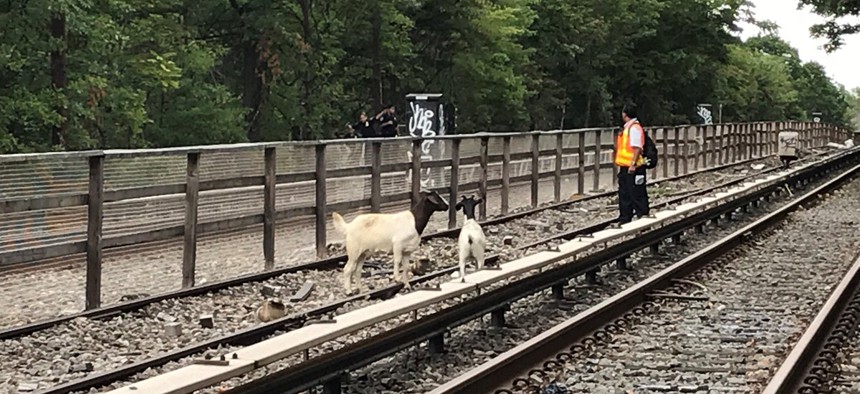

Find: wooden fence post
[370,142,382,213]
[682,127,690,174]
[85,153,104,310]
[501,137,511,215]
[263,147,276,270]
[577,132,586,194]
[479,136,489,220]
[182,152,200,289]
[531,133,540,207]
[649,129,657,180]
[315,144,327,259]
[661,128,669,178]
[554,133,563,202]
[673,127,680,176]
[448,139,461,229]
[592,130,602,192]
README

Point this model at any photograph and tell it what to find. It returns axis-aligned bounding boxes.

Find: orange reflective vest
[615,120,645,167]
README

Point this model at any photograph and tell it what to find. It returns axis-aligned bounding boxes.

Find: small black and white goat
[332,190,449,294]
[456,195,487,282]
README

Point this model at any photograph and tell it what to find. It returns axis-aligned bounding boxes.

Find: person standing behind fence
[344,111,375,138]
[614,103,650,224]
[376,105,398,137]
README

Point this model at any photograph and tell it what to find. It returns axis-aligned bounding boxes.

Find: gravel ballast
[337,154,859,394]
[0,155,821,393]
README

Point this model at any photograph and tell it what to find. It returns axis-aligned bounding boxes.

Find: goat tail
[332,212,348,235]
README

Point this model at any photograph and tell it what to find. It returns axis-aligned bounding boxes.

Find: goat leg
[475,246,485,271]
[459,252,467,283]
[393,248,403,283]
[401,252,412,290]
[353,254,367,294]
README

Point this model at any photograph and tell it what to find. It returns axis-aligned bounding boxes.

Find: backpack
[642,132,658,169]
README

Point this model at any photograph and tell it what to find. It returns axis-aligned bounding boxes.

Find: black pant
[617,166,649,223]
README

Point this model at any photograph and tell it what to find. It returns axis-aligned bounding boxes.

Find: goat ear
[475,198,484,205]
[455,202,463,211]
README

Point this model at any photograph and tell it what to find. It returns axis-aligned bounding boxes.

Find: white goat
[456,195,486,282]
[331,190,449,294]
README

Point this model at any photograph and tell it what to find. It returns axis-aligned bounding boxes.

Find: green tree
[798,0,860,52]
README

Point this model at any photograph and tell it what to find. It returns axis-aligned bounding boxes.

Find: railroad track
[426,153,860,394]
[94,149,859,394]
[0,155,796,394]
[763,228,860,393]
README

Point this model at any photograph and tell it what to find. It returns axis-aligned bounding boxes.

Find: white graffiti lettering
[697,106,713,125]
[406,101,440,189]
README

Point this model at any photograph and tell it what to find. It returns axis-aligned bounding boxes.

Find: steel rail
[425,161,860,394]
[761,252,860,393]
[25,155,800,394]
[221,149,859,394]
[0,156,776,342]
[31,156,804,394]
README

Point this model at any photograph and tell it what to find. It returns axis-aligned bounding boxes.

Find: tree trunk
[299,0,314,139]
[242,41,265,142]
[584,95,592,128]
[50,12,67,148]
[371,0,383,108]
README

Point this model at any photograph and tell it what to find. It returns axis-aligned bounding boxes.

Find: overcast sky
[737,0,860,91]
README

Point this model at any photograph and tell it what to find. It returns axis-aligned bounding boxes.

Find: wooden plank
[327,166,372,179]
[104,184,185,202]
[182,152,200,289]
[1,193,87,214]
[531,134,540,207]
[467,251,568,286]
[276,171,319,184]
[661,128,669,179]
[733,124,740,162]
[501,137,511,215]
[411,140,422,206]
[578,132,586,194]
[234,281,477,367]
[105,359,256,394]
[102,142,278,158]
[593,129,602,192]
[479,137,489,220]
[315,144,327,259]
[0,149,103,164]
[85,154,105,311]
[448,139,460,229]
[649,129,657,180]
[263,147,276,269]
[674,127,681,176]
[554,133,563,202]
[371,142,382,213]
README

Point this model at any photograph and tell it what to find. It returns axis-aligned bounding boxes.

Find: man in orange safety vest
[614,103,649,224]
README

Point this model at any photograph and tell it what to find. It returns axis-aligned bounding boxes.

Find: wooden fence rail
[0,121,849,310]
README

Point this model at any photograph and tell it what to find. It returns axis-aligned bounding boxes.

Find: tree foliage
[799,0,860,52]
[0,0,853,153]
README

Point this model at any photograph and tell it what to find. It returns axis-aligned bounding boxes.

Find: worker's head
[622,103,638,122]
[359,111,368,122]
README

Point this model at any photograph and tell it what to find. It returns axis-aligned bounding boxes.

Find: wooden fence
[0,121,848,310]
